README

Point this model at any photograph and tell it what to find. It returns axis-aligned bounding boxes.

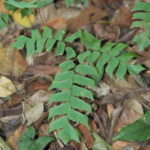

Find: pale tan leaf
[0,76,16,98]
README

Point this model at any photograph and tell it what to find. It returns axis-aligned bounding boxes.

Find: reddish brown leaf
[67,6,108,32]
[45,18,67,30]
[29,65,60,76]
[112,5,132,27]
[78,124,94,149]
[7,125,26,150]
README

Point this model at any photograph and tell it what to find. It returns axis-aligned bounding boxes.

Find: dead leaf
[29,90,52,104]
[114,99,143,132]
[7,125,26,150]
[0,137,12,150]
[0,44,27,77]
[0,0,7,13]
[112,5,132,27]
[0,76,16,98]
[78,124,94,149]
[23,102,44,126]
[93,24,117,41]
[112,141,141,150]
[35,3,81,25]
[67,6,108,32]
[26,79,51,95]
[28,65,60,76]
[45,18,67,30]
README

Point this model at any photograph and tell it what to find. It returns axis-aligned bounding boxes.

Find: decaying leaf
[7,125,26,150]
[0,76,16,98]
[0,137,12,150]
[67,6,108,32]
[45,18,67,30]
[0,43,27,77]
[78,124,94,149]
[92,132,114,150]
[23,102,44,126]
[0,0,7,13]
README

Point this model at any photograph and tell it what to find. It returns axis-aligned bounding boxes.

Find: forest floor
[0,0,150,150]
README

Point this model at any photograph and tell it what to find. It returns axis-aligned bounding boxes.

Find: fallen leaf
[93,24,117,41]
[26,79,51,95]
[0,137,12,150]
[29,90,52,104]
[67,6,108,32]
[23,102,44,126]
[92,132,114,150]
[112,141,140,150]
[114,99,143,132]
[0,76,16,98]
[10,10,35,28]
[35,3,81,25]
[0,43,27,77]
[78,124,94,149]
[7,125,26,150]
[45,18,67,30]
[112,5,132,27]
[28,65,60,76]
[0,0,7,13]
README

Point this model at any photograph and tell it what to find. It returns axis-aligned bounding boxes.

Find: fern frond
[11,27,76,57]
[0,13,9,29]
[49,60,95,144]
[131,1,150,51]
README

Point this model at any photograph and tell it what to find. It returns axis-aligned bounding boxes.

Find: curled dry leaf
[0,44,27,77]
[29,90,52,104]
[35,3,81,25]
[78,124,94,149]
[0,0,7,13]
[114,99,143,132]
[23,102,44,126]
[7,125,26,150]
[0,76,16,98]
[45,18,67,30]
[93,24,117,41]
[28,65,60,76]
[67,6,108,32]
[111,5,132,27]
[0,137,12,150]
[112,141,141,150]
[26,79,51,95]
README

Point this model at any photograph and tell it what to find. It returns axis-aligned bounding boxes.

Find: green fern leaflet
[131,1,150,51]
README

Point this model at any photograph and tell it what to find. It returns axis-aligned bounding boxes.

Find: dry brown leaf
[67,6,108,32]
[0,0,7,13]
[114,99,143,132]
[78,124,94,149]
[0,76,16,97]
[0,137,12,150]
[28,65,60,76]
[7,125,26,150]
[23,102,44,126]
[0,44,27,77]
[112,5,132,27]
[93,24,117,41]
[112,141,141,150]
[45,18,67,30]
[26,79,51,95]
[35,3,81,25]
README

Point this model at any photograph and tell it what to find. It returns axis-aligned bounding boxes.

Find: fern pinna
[131,1,150,51]
[12,27,145,144]
[0,13,9,29]
[11,26,76,58]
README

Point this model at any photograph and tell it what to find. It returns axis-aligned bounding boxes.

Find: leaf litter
[0,0,150,150]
